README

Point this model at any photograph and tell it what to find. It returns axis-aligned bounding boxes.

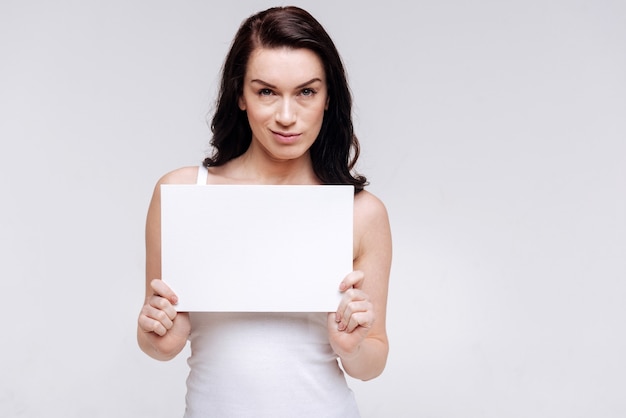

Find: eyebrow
[250,78,323,89]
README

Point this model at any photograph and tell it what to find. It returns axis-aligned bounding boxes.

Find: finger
[343,310,375,333]
[141,303,175,330]
[337,310,374,333]
[148,294,178,321]
[339,270,365,292]
[138,310,169,336]
[338,300,372,331]
[335,288,368,322]
[144,304,175,330]
[150,279,179,305]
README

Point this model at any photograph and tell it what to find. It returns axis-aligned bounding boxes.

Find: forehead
[245,47,326,84]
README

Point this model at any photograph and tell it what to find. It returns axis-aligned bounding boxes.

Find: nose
[275,98,296,126]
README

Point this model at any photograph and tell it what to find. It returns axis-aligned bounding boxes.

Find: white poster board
[160,184,353,312]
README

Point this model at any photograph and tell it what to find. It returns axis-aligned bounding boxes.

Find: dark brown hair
[203,6,367,192]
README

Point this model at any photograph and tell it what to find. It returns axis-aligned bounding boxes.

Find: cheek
[245,107,269,124]
[308,104,327,124]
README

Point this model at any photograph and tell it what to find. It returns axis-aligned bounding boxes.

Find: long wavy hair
[203,6,367,192]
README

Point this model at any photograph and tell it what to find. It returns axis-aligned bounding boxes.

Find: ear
[238,95,246,111]
[325,96,329,110]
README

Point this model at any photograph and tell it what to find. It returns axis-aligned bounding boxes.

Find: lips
[272,130,301,144]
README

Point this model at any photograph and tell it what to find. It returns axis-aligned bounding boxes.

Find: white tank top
[183,166,360,418]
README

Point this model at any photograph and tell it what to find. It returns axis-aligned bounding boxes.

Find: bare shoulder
[147,166,202,210]
[353,190,392,258]
[354,190,390,226]
[156,165,201,186]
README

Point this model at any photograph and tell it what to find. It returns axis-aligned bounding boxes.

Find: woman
[137,6,392,417]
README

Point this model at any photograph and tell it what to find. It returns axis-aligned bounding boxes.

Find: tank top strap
[196,164,208,185]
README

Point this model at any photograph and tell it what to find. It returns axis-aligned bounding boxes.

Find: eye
[258,88,274,96]
[301,88,316,97]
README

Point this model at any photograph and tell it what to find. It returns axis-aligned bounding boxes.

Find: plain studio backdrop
[1,0,624,417]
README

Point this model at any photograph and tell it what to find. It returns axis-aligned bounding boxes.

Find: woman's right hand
[137,279,190,360]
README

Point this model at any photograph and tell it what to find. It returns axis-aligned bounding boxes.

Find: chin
[267,146,312,162]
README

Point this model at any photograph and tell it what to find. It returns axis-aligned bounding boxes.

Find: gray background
[1,0,625,417]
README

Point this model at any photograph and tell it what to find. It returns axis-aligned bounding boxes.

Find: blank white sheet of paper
[160,184,353,312]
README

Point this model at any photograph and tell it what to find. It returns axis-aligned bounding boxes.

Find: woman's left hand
[327,270,374,360]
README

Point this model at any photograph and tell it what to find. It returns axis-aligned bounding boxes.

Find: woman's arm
[137,168,196,361]
[328,190,392,380]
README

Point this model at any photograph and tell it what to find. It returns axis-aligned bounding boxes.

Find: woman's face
[238,47,328,163]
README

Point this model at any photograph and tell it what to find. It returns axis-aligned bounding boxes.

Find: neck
[231,148,320,185]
